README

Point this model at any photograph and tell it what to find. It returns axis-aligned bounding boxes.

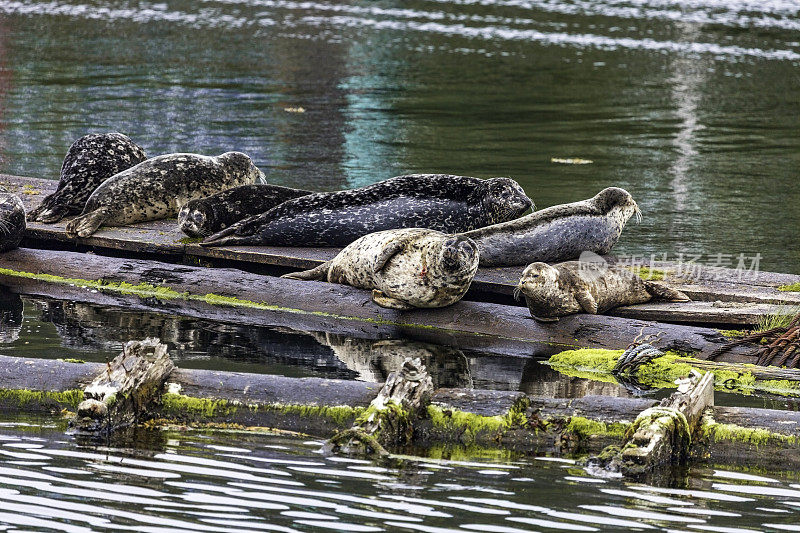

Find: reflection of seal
[283,228,479,310]
[28,133,147,223]
[0,191,25,253]
[178,184,312,238]
[201,174,532,247]
[65,152,263,238]
[459,187,640,267]
[515,261,690,322]
[0,287,23,343]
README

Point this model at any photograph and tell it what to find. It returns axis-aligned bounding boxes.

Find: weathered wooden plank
[0,248,759,359]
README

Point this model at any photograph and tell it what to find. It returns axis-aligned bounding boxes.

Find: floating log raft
[2,352,800,470]
[0,247,764,360]
[73,338,174,433]
[4,173,800,327]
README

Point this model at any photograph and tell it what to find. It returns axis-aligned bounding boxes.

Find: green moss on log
[565,416,628,439]
[718,329,749,338]
[778,283,800,292]
[626,266,667,281]
[426,397,530,441]
[548,349,800,397]
[0,389,84,409]
[700,414,796,446]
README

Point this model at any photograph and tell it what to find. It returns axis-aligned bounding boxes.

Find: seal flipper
[281,261,331,281]
[371,289,414,310]
[373,238,409,273]
[65,207,112,238]
[201,213,266,246]
[575,289,599,314]
[27,193,72,223]
[644,281,691,302]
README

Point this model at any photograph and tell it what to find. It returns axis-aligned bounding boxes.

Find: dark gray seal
[515,260,690,322]
[283,228,480,309]
[178,184,312,238]
[459,187,640,267]
[0,190,25,253]
[28,133,147,223]
[65,152,263,238]
[201,174,532,247]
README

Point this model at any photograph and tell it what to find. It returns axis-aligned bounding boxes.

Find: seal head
[0,192,26,253]
[482,178,533,224]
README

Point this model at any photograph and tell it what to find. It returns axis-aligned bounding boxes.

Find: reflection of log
[73,338,174,434]
[0,248,758,358]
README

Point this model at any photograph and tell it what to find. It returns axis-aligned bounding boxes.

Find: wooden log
[0,248,760,359]
[73,338,174,433]
[588,370,715,478]
[329,357,434,456]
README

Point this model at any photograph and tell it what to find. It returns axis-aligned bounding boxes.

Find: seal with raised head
[28,133,147,223]
[201,174,532,247]
[282,228,480,310]
[458,187,640,267]
[65,152,263,238]
[178,183,312,238]
[515,260,690,322]
[0,190,25,253]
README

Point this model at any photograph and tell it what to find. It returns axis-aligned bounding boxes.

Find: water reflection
[0,287,21,343]
[0,418,799,531]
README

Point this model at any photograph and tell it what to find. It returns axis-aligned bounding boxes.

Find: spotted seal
[0,190,25,253]
[65,152,263,238]
[28,133,147,223]
[283,228,480,310]
[458,187,640,267]
[201,174,532,247]
[515,260,690,322]
[178,183,312,238]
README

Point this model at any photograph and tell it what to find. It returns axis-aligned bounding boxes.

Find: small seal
[459,187,640,267]
[65,152,263,238]
[178,183,312,238]
[0,190,26,253]
[515,260,690,322]
[201,174,532,247]
[282,228,480,310]
[28,133,147,223]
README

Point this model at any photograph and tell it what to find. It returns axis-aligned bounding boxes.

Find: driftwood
[72,338,174,433]
[329,357,433,456]
[588,370,714,478]
[0,248,760,359]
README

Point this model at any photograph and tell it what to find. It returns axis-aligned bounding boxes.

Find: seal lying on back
[178,184,312,238]
[0,190,25,253]
[28,133,147,223]
[459,187,640,267]
[201,174,532,247]
[65,152,263,238]
[282,228,479,310]
[516,260,690,322]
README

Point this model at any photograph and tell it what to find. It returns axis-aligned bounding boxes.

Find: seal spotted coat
[0,189,25,253]
[459,187,640,267]
[178,183,312,238]
[65,152,263,238]
[201,174,532,247]
[28,133,147,223]
[515,260,690,322]
[282,228,480,310]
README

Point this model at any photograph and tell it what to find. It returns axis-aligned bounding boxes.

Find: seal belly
[254,198,471,247]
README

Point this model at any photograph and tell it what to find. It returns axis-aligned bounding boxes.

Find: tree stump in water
[587,369,714,478]
[72,338,174,434]
[329,357,433,456]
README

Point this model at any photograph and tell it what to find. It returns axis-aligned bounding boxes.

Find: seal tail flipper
[65,207,111,238]
[645,282,691,302]
[281,261,331,281]
[27,193,69,223]
[371,290,414,310]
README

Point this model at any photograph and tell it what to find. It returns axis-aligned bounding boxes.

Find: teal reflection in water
[0,0,796,271]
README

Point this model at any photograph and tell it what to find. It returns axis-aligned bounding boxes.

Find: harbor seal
[459,187,640,267]
[282,228,480,310]
[515,260,690,322]
[201,174,532,247]
[65,152,263,238]
[28,133,147,223]
[178,183,312,238]
[0,190,25,253]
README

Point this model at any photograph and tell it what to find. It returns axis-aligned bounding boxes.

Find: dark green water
[0,0,798,271]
